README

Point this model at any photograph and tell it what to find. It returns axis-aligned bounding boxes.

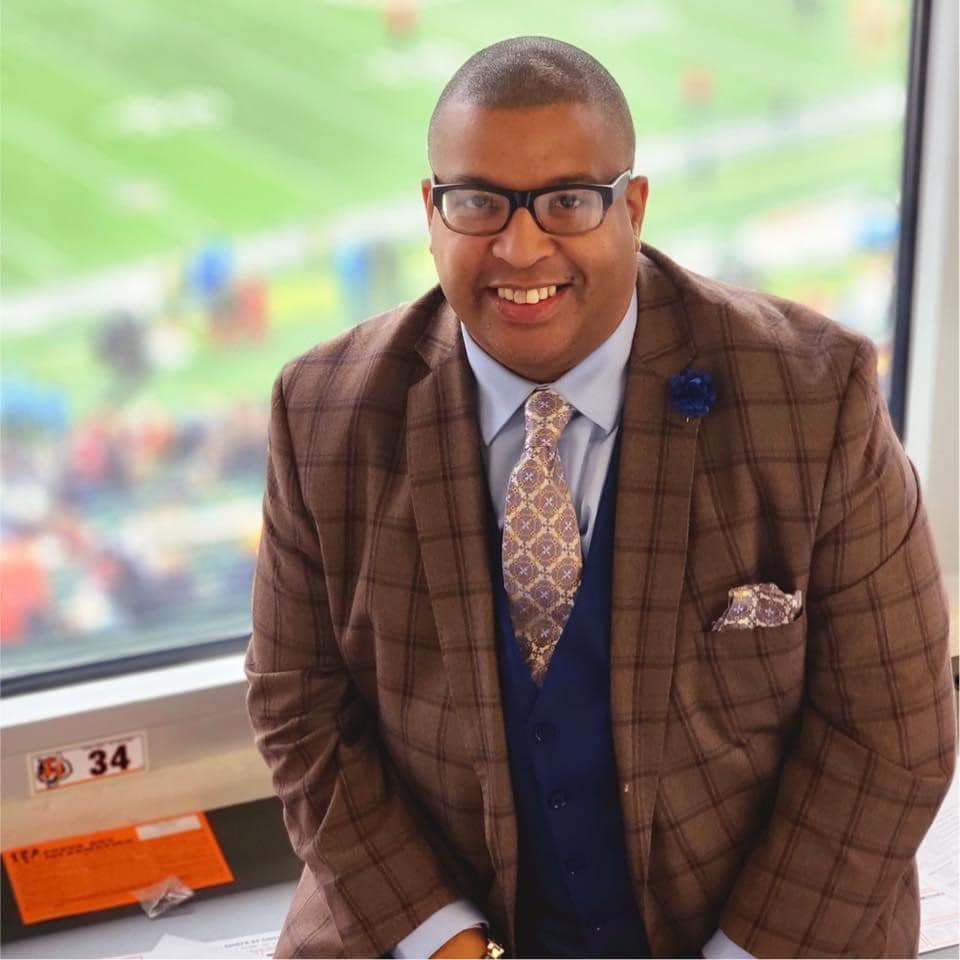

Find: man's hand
[430,926,488,958]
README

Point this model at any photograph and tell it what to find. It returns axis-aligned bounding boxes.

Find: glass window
[0,0,912,679]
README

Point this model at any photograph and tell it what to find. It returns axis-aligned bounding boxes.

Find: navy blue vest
[491,444,651,958]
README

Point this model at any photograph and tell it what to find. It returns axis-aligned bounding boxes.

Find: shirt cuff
[702,928,756,959]
[392,899,487,959]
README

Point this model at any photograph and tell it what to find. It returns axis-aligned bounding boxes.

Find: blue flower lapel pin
[669,369,716,422]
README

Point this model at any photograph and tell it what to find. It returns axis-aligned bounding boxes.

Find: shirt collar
[461,289,638,445]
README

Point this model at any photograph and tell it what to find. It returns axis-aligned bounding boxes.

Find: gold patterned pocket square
[711,582,803,631]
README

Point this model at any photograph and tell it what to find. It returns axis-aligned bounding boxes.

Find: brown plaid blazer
[246,246,956,959]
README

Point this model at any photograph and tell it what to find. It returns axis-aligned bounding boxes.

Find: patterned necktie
[502,389,582,685]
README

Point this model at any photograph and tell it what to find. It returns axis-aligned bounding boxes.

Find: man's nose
[490,207,555,268]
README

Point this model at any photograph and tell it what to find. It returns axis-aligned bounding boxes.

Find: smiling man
[246,37,955,959]
[423,95,646,384]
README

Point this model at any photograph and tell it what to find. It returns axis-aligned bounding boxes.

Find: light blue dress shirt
[463,290,638,559]
[393,291,751,959]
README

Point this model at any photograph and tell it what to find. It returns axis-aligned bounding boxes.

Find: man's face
[422,101,648,383]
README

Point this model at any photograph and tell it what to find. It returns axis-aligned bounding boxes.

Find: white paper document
[104,930,278,959]
[918,770,959,953]
[209,930,280,958]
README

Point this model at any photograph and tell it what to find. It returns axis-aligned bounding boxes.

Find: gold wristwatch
[482,936,505,959]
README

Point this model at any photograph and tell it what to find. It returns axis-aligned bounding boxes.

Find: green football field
[1,0,907,287]
[0,0,910,674]
[1,0,908,417]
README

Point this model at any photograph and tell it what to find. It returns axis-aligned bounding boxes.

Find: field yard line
[0,103,212,243]
[1,219,74,282]
[679,4,848,80]
[634,82,903,178]
[2,5,339,197]
[1,193,426,334]
[2,256,173,335]
[3,76,903,327]
[313,0,460,6]
[121,0,385,160]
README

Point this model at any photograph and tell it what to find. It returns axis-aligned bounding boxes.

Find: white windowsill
[0,653,273,849]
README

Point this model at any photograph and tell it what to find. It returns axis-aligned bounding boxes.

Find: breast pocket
[688,617,807,750]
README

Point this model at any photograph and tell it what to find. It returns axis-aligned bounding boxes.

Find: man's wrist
[430,925,488,958]
[481,931,505,959]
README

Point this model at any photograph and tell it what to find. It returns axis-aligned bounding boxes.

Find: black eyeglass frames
[430,170,632,236]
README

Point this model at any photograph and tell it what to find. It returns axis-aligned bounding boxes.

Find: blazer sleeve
[245,372,462,958]
[718,339,957,957]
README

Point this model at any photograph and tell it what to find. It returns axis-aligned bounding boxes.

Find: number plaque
[28,732,147,794]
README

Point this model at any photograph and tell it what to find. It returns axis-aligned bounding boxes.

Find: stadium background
[0,0,909,675]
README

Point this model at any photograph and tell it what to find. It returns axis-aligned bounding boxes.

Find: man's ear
[626,175,649,249]
[421,178,434,226]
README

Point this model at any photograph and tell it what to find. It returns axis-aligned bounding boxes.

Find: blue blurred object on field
[1,376,69,432]
[857,210,899,251]
[188,243,236,304]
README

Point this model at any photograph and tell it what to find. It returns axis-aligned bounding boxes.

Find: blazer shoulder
[641,245,874,397]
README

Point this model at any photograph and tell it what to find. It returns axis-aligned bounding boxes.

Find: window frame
[2,0,955,856]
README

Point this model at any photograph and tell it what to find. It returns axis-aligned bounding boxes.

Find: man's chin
[483,338,575,383]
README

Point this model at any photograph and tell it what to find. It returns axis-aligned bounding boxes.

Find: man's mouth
[487,282,571,323]
[495,284,561,304]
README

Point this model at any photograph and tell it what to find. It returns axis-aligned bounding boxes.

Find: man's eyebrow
[438,172,602,189]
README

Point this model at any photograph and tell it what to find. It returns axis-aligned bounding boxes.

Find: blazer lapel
[612,251,700,900]
[406,303,519,946]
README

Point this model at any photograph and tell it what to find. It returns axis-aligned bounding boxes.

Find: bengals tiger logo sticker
[35,754,72,788]
[28,733,147,794]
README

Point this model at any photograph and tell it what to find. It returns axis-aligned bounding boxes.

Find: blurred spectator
[61,418,130,505]
[0,537,51,646]
[1,376,68,434]
[93,544,193,624]
[384,0,419,41]
[681,65,716,112]
[94,309,151,386]
[188,242,235,306]
[209,277,269,345]
[334,239,374,325]
[849,0,905,60]
[681,65,717,174]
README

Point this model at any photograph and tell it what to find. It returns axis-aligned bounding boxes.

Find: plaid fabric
[245,246,956,958]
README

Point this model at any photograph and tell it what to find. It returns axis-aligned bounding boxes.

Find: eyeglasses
[430,170,631,236]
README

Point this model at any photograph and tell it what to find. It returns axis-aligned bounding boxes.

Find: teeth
[497,284,560,303]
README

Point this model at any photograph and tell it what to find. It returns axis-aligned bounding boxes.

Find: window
[0,0,929,685]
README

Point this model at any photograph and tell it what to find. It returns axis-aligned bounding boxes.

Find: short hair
[428,36,635,168]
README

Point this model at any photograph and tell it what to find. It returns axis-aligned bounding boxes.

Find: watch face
[485,940,505,960]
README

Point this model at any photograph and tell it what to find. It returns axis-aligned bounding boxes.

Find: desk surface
[1,797,300,958]
[3,881,296,959]
[3,797,958,959]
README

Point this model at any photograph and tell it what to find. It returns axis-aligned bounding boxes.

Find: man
[246,37,955,958]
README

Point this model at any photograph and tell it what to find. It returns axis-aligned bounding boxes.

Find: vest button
[564,854,589,875]
[548,791,567,810]
[532,722,555,743]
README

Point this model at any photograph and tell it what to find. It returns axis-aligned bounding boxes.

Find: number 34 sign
[28,733,147,794]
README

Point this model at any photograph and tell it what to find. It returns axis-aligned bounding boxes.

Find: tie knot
[524,389,573,453]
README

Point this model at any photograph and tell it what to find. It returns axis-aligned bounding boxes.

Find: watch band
[483,937,505,959]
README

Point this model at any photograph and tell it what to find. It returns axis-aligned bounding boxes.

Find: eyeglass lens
[440,188,606,235]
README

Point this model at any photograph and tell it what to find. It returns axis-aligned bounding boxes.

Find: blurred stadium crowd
[0,0,908,676]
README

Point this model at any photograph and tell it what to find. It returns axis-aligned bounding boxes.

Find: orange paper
[3,812,234,924]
